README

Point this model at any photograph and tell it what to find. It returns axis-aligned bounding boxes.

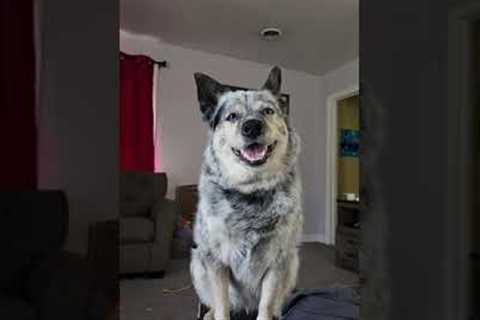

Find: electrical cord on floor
[162,284,193,294]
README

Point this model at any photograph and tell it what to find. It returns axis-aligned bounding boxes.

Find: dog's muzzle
[241,119,264,140]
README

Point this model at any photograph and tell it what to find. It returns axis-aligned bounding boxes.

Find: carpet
[120,243,358,320]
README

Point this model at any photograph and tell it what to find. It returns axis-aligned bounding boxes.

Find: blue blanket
[197,287,359,320]
[282,288,359,320]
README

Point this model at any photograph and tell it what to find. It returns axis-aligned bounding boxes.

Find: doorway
[325,87,359,247]
[334,94,361,272]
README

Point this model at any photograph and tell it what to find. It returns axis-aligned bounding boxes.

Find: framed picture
[339,129,360,157]
[225,84,290,115]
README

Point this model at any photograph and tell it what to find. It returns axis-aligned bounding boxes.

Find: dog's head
[194,67,298,189]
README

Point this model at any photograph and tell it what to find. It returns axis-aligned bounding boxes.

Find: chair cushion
[120,217,154,244]
[120,172,168,217]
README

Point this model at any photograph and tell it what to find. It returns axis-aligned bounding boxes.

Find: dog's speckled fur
[190,67,303,320]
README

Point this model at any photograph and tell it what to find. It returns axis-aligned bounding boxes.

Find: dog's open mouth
[232,141,277,166]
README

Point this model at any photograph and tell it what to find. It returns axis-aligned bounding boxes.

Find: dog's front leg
[207,265,230,320]
[257,269,284,320]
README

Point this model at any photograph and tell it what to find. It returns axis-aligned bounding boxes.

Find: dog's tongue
[241,144,267,162]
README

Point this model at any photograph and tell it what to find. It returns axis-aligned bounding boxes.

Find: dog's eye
[262,107,275,116]
[226,113,238,122]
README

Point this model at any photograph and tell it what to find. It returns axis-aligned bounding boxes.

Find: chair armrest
[0,293,36,320]
[151,198,177,255]
[26,252,108,320]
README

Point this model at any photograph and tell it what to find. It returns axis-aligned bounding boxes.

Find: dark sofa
[0,191,108,320]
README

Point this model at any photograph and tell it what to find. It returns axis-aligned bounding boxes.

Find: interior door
[471,17,480,319]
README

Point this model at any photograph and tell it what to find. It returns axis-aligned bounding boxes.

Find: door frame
[325,86,359,245]
[447,1,480,318]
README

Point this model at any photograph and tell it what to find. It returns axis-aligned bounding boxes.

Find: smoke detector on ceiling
[260,27,282,40]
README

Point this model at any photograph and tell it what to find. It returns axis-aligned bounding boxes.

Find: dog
[190,67,303,320]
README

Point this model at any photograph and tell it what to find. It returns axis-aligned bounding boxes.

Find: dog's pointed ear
[262,66,282,96]
[194,72,226,122]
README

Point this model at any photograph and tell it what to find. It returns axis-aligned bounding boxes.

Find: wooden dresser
[171,185,198,258]
[335,200,360,272]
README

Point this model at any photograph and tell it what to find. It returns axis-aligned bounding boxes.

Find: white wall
[323,58,359,97]
[120,30,359,242]
[37,0,118,255]
[300,58,359,242]
[318,58,360,243]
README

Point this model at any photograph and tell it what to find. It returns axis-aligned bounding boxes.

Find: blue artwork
[339,129,360,157]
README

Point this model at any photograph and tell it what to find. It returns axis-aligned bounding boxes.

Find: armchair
[119,171,177,276]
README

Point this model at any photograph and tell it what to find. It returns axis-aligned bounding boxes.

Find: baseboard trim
[301,233,329,244]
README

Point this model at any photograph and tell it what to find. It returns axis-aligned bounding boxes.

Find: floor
[120,243,358,320]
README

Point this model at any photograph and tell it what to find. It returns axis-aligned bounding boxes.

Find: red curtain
[120,53,155,172]
[0,0,37,189]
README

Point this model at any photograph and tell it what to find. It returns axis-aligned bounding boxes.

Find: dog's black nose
[241,119,264,139]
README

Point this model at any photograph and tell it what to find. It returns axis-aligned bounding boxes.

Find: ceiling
[120,0,358,76]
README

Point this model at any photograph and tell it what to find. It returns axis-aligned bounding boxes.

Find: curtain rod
[120,52,167,67]
[153,59,167,68]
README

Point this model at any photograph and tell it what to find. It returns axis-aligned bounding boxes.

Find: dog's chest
[205,190,286,266]
[216,188,283,233]
[206,214,259,266]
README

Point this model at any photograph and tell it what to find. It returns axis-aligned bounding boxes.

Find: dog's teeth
[241,147,267,161]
